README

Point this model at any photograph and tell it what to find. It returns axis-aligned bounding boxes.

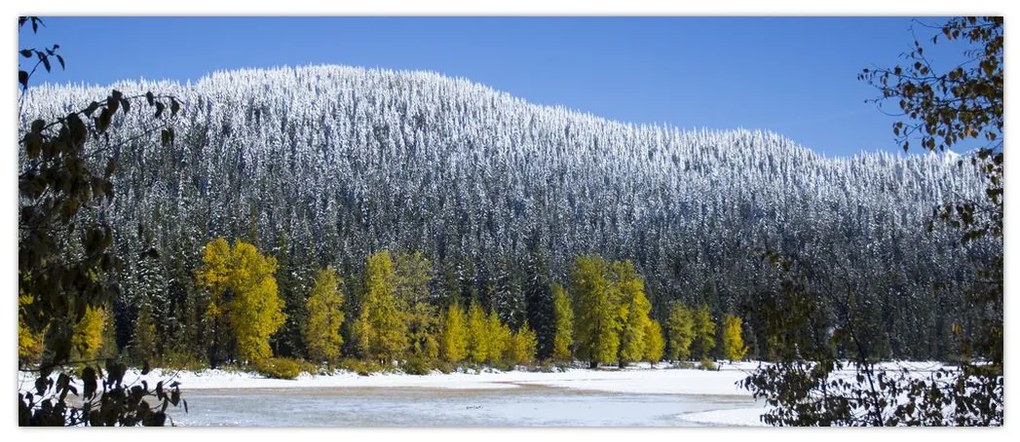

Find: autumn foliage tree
[303,266,345,363]
[551,283,574,362]
[506,323,538,366]
[643,320,665,364]
[666,301,695,362]
[486,309,511,364]
[353,250,408,365]
[721,314,748,361]
[466,301,490,364]
[72,306,108,361]
[439,303,468,363]
[571,256,621,368]
[196,237,286,364]
[692,304,717,360]
[614,261,651,367]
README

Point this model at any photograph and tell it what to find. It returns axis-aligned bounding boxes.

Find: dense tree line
[18,65,995,370]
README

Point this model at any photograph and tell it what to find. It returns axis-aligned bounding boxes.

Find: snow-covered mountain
[19,65,991,358]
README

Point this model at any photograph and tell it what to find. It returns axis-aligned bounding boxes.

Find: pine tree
[272,234,310,359]
[721,313,748,361]
[666,302,695,361]
[394,251,433,306]
[571,255,621,368]
[439,303,468,363]
[551,283,574,362]
[130,303,158,364]
[692,304,717,360]
[466,301,489,364]
[303,266,345,363]
[614,260,650,367]
[643,320,665,364]
[522,246,555,360]
[353,250,408,365]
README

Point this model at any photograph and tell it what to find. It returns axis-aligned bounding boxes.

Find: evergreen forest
[18,65,997,374]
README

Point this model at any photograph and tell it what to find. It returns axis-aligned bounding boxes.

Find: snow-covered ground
[135,361,760,395]
[19,361,767,426]
[17,360,956,427]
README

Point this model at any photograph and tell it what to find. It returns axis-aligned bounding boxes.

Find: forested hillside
[19,65,995,366]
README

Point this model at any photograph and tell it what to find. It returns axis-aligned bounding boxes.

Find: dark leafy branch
[18,15,186,427]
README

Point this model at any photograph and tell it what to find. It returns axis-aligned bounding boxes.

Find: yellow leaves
[72,305,108,360]
[353,250,408,363]
[693,304,717,359]
[485,310,510,363]
[551,283,574,362]
[722,314,748,361]
[466,301,489,364]
[18,320,44,364]
[506,323,537,365]
[642,320,665,363]
[196,237,285,364]
[205,301,221,320]
[196,237,231,295]
[570,255,619,365]
[18,294,45,364]
[304,266,345,363]
[571,255,657,367]
[666,302,695,361]
[439,303,468,363]
[615,260,651,365]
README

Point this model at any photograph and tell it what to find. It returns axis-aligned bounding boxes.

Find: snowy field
[18,361,954,427]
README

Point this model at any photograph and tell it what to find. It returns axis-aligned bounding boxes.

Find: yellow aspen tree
[18,294,44,365]
[195,237,233,364]
[486,309,511,364]
[466,301,489,364]
[571,255,620,368]
[507,322,538,365]
[353,250,408,365]
[72,305,107,360]
[196,237,286,364]
[643,320,665,364]
[303,266,345,363]
[614,260,650,367]
[693,304,717,360]
[227,241,286,363]
[551,283,574,362]
[722,313,748,361]
[439,303,468,363]
[666,302,695,361]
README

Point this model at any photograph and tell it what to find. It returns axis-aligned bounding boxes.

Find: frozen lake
[171,385,761,427]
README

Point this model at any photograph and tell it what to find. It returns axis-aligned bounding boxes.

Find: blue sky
[19,16,960,157]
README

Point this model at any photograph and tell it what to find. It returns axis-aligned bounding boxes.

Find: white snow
[25,361,756,395]
[19,362,765,425]
[679,407,769,427]
[19,360,960,427]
